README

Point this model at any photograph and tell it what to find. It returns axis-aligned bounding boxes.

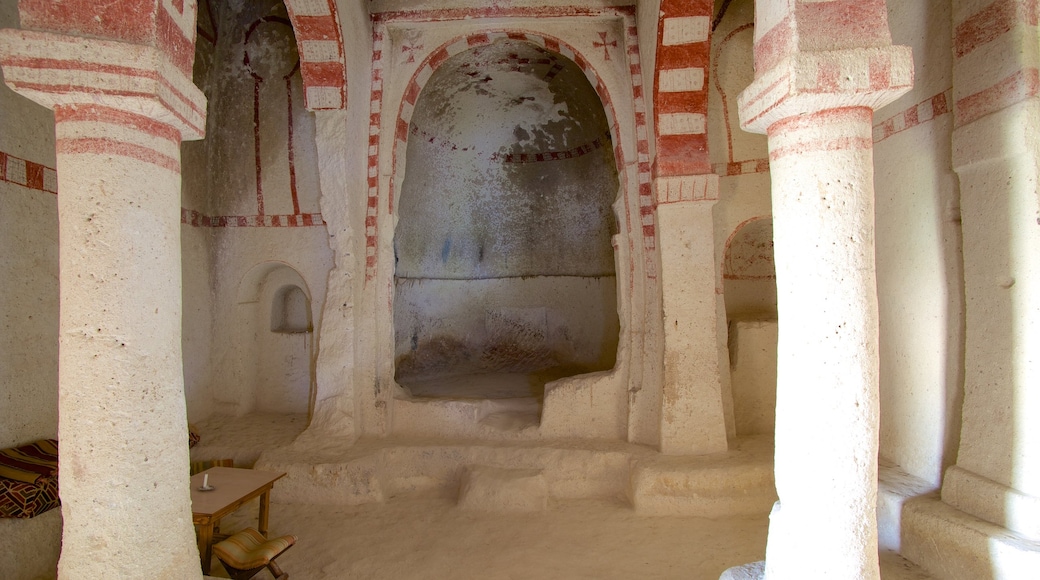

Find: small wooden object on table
[190,466,286,575]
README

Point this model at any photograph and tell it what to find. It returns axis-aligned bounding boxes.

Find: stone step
[256,436,632,506]
[901,494,1040,580]
[256,434,776,519]
[877,460,936,551]
[457,466,549,512]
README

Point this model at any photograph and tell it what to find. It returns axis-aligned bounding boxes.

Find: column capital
[738,45,913,134]
[0,28,206,141]
[654,173,719,205]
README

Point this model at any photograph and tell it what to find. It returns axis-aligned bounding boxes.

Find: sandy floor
[209,497,770,580]
[194,414,935,580]
[207,497,933,580]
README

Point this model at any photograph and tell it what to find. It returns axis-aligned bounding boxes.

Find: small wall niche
[271,285,312,333]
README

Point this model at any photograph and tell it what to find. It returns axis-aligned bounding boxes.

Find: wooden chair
[212,527,296,580]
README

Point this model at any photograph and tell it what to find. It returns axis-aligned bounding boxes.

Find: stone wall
[0,0,59,452]
[181,0,334,421]
[874,0,961,488]
[0,5,62,579]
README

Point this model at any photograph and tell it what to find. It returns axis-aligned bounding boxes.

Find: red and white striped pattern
[55,104,184,173]
[654,174,718,204]
[713,158,771,178]
[738,45,913,134]
[19,0,198,76]
[953,0,1039,126]
[284,0,347,110]
[0,29,207,140]
[654,0,713,177]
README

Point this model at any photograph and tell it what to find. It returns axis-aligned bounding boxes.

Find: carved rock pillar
[727,1,912,577]
[0,0,206,575]
[656,175,730,455]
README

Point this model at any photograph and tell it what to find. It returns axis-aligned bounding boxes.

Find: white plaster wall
[180,1,218,424]
[0,508,62,580]
[207,230,332,416]
[0,179,58,445]
[0,7,62,579]
[0,2,58,450]
[255,269,314,414]
[874,0,961,488]
[181,225,215,422]
[709,0,777,439]
[709,0,775,322]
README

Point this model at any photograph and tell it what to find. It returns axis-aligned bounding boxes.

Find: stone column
[727,1,912,578]
[652,0,732,455]
[0,3,206,576]
[901,2,1040,577]
[656,174,730,455]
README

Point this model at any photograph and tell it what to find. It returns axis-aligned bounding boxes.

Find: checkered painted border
[0,151,58,193]
[180,208,325,228]
[367,21,654,282]
[873,89,951,143]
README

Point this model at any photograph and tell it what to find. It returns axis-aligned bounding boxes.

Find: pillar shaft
[656,174,730,455]
[732,1,912,576]
[54,105,200,577]
[0,15,206,577]
[763,107,880,579]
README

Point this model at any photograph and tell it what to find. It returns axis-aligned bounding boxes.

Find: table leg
[198,523,213,574]
[258,489,271,537]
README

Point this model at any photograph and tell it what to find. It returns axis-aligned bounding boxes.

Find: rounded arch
[283,0,347,110]
[237,260,313,304]
[724,216,775,280]
[390,30,627,216]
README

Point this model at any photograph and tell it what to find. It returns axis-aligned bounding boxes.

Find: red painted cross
[402,42,423,63]
[593,31,617,61]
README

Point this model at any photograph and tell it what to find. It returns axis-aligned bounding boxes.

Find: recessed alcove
[271,284,312,333]
[392,39,621,402]
[231,262,316,417]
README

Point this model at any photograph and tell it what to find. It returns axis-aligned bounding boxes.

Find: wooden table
[190,467,286,574]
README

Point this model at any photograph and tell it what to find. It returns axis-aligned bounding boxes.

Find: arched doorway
[392,39,621,402]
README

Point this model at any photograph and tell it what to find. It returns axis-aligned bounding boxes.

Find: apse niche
[393,40,620,401]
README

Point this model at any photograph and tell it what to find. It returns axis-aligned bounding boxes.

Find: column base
[720,561,764,580]
[902,495,1040,580]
